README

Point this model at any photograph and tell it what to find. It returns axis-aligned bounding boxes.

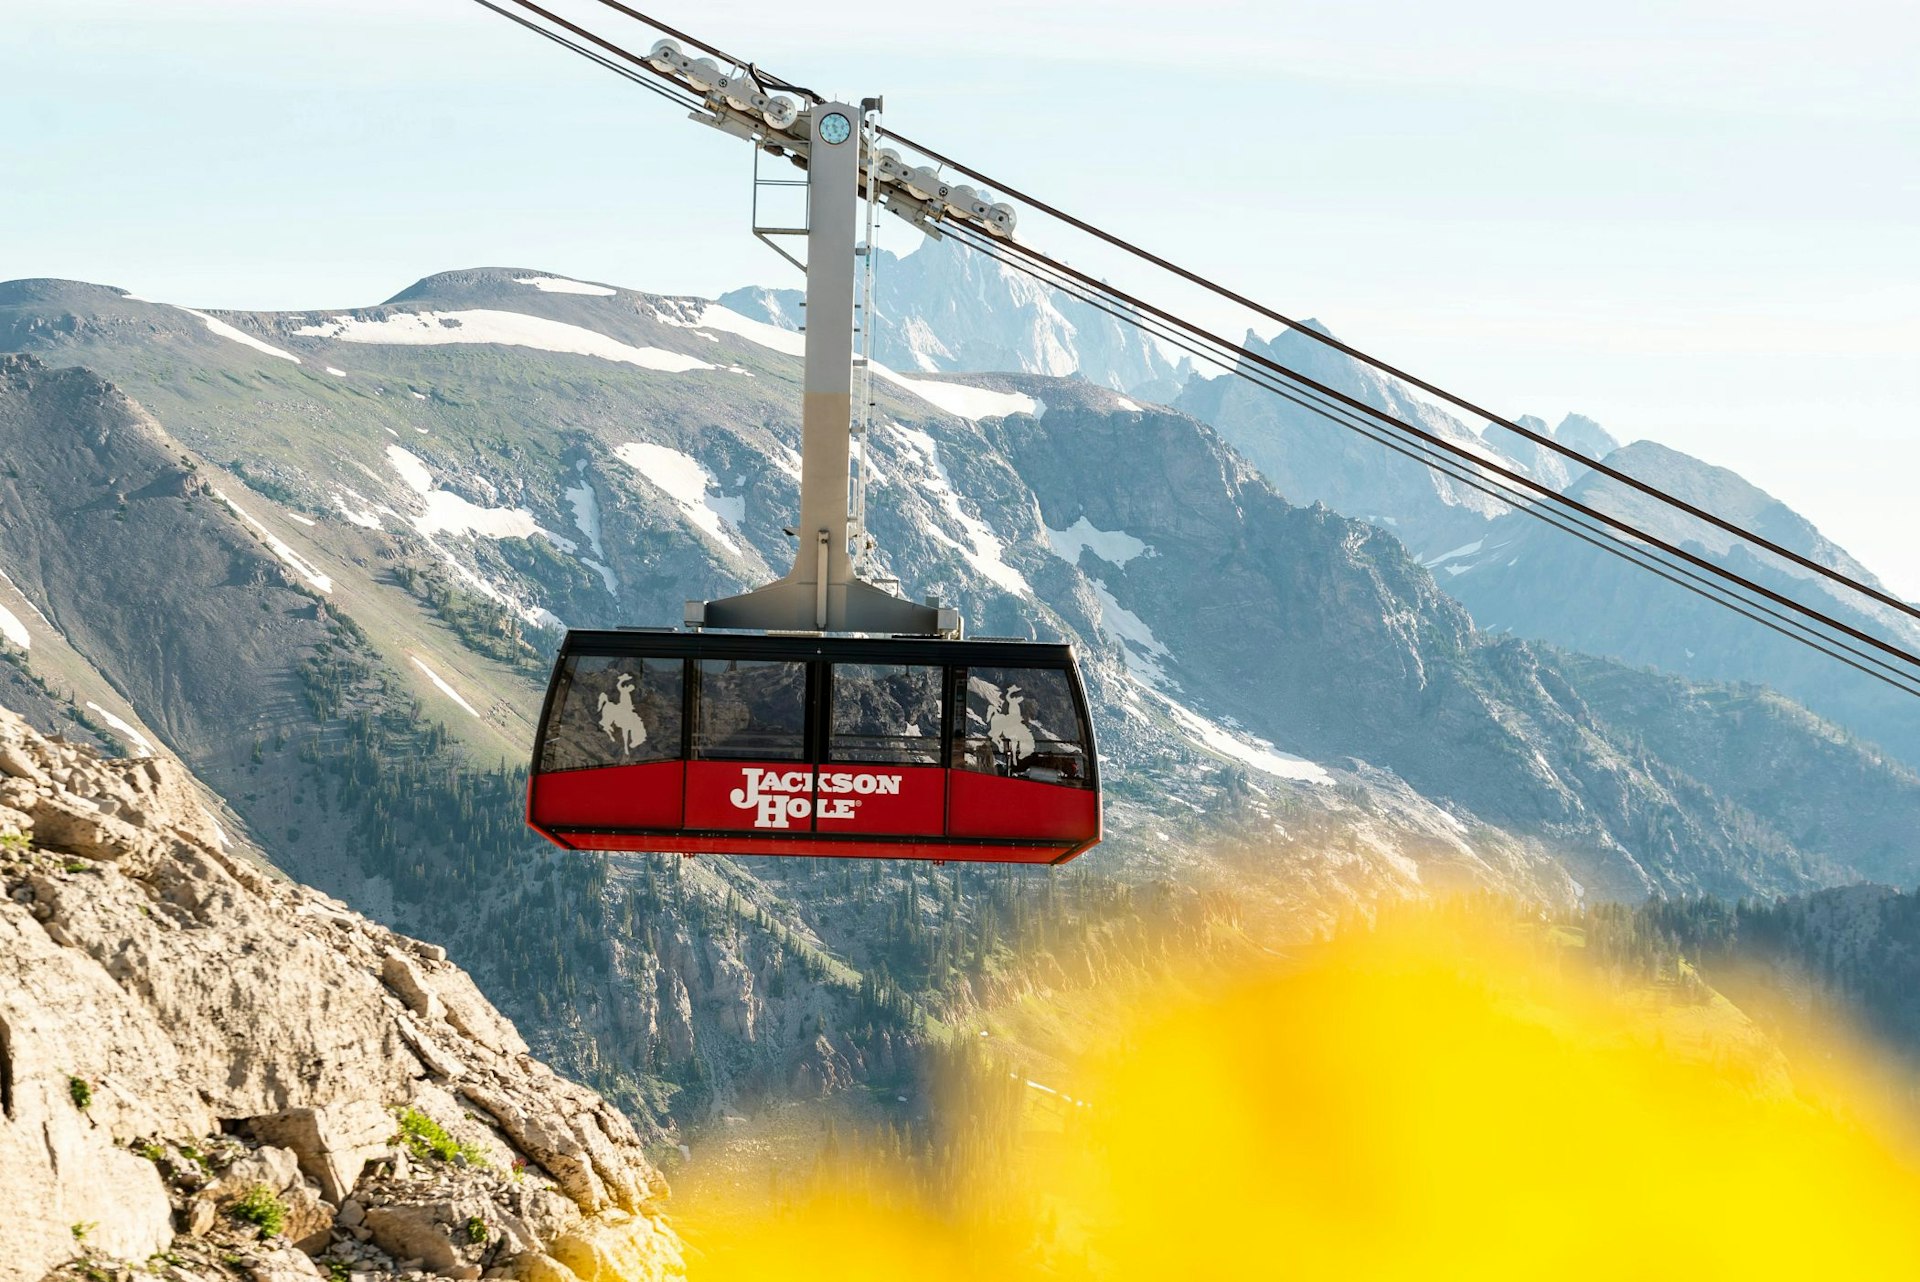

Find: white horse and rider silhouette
[984,684,1036,771]
[597,671,649,754]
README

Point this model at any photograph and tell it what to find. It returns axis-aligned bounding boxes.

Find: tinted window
[694,659,808,760]
[830,663,943,765]
[957,666,1089,786]
[540,655,683,772]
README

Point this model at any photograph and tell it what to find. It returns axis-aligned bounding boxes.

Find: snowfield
[379,449,575,627]
[513,275,617,296]
[0,602,28,650]
[658,302,806,358]
[877,368,1041,422]
[614,443,743,555]
[887,425,1032,597]
[177,307,301,364]
[294,310,714,372]
[1047,517,1151,567]
[1089,578,1174,689]
[1155,691,1333,785]
[84,702,156,756]
[332,492,384,530]
[385,445,543,541]
[410,656,480,718]
[565,472,617,594]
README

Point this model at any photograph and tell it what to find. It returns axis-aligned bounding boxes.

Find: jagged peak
[1553,411,1619,458]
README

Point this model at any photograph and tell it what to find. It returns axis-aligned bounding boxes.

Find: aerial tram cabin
[527,630,1099,863]
[524,88,1102,864]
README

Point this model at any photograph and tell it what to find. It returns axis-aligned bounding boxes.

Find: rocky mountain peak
[1552,412,1619,459]
[0,707,682,1282]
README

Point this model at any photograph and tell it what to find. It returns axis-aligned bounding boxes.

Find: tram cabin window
[540,655,683,772]
[694,659,808,760]
[957,666,1089,785]
[829,663,943,765]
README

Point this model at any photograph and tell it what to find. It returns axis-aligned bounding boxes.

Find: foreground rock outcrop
[0,706,682,1282]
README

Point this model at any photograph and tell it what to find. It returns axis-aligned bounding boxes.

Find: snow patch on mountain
[324,366,346,377]
[1154,691,1332,785]
[1424,539,1486,566]
[657,302,806,359]
[1089,578,1173,689]
[878,370,1041,422]
[513,275,617,296]
[564,470,617,594]
[887,425,1032,598]
[175,307,302,364]
[432,539,561,630]
[614,442,743,555]
[385,447,434,495]
[410,655,480,718]
[331,492,384,530]
[294,310,713,372]
[0,602,28,649]
[83,701,156,755]
[211,489,333,593]
[1046,517,1151,567]
[383,445,569,544]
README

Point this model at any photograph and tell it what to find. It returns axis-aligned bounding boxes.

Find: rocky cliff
[0,707,681,1282]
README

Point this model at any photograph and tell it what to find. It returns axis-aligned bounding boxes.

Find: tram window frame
[951,664,1092,787]
[825,662,946,766]
[538,654,686,773]
[691,657,812,762]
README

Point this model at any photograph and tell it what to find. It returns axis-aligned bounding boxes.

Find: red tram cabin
[527,631,1101,864]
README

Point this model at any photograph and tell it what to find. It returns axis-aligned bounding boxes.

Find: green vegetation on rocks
[227,1185,287,1238]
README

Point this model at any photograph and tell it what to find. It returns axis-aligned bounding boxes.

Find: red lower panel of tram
[526,759,1100,864]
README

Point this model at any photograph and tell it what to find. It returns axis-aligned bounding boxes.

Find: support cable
[932,221,1920,676]
[879,126,1920,630]
[938,220,1920,698]
[462,0,702,110]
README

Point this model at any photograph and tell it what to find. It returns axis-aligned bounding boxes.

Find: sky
[3,0,1916,593]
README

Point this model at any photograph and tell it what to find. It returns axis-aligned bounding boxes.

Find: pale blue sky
[4,0,1916,594]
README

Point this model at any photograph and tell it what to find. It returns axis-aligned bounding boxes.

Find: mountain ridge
[4,265,1917,1149]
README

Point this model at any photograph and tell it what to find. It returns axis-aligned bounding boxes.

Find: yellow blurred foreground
[678,912,1920,1279]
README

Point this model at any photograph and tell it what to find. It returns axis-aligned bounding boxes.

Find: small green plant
[228,1183,287,1237]
[136,1141,166,1162]
[63,859,89,874]
[71,1222,95,1243]
[465,1216,488,1245]
[68,1077,92,1110]
[83,1264,109,1282]
[327,1261,351,1282]
[0,831,30,853]
[394,1108,488,1167]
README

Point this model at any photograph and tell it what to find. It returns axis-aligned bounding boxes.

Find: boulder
[248,1102,394,1204]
